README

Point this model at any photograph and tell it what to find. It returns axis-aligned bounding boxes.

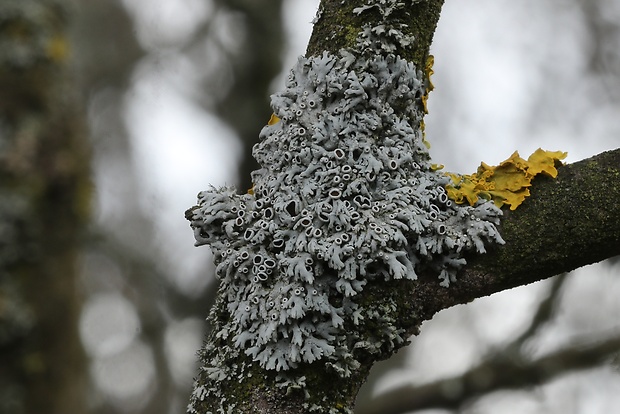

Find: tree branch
[308,0,445,68]
[414,149,620,321]
[0,1,90,412]
[358,331,620,414]
[508,273,568,350]
[352,150,620,366]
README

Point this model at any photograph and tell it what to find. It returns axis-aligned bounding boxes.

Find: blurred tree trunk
[207,0,286,192]
[0,1,90,413]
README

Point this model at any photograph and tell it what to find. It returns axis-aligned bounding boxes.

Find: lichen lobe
[187,50,504,381]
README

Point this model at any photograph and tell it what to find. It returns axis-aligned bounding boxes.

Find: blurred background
[1,0,619,413]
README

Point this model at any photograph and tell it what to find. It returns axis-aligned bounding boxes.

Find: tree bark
[0,1,90,412]
[186,1,619,413]
[412,148,620,320]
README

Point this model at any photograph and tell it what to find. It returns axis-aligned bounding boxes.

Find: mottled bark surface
[308,0,445,68]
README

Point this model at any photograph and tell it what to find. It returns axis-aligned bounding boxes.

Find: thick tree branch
[353,150,620,355]
[413,149,620,321]
[308,0,445,68]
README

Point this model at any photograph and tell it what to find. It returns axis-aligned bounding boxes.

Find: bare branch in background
[357,331,620,414]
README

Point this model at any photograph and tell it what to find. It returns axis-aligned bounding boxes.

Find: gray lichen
[186,1,504,412]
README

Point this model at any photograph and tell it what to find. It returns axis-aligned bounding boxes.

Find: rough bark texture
[365,149,620,329]
[307,0,445,69]
[186,1,619,413]
[0,1,90,413]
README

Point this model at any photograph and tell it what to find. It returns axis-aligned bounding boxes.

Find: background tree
[71,0,287,413]
[0,1,89,412]
[1,0,285,413]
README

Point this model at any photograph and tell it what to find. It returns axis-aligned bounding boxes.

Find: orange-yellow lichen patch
[446,149,567,210]
[421,55,435,114]
[420,120,431,149]
[425,54,435,92]
[268,113,281,126]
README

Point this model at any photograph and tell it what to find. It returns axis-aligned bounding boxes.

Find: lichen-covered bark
[307,0,445,70]
[0,1,90,412]
[187,1,451,413]
[468,149,620,291]
[185,1,620,413]
[385,149,620,323]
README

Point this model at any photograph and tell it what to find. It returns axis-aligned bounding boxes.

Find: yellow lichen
[419,56,435,143]
[446,149,567,210]
[421,55,434,114]
[425,54,435,92]
[268,113,281,126]
[420,120,431,149]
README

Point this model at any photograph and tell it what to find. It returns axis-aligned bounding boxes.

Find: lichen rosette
[187,51,504,375]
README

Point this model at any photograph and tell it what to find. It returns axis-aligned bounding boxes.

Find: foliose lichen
[447,149,568,210]
[186,0,505,412]
[187,49,505,373]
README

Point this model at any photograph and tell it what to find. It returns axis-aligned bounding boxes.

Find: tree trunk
[0,1,90,412]
[185,1,619,413]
